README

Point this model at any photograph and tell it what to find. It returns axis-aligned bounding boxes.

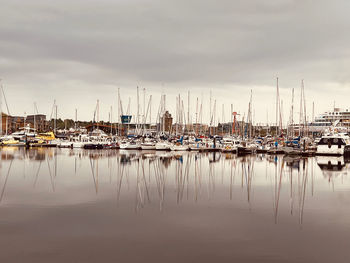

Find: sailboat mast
[267,109,269,135]
[127,97,130,136]
[163,94,166,134]
[213,99,216,135]
[181,99,186,134]
[299,83,302,137]
[97,99,100,125]
[137,86,139,134]
[0,81,2,136]
[175,95,178,135]
[0,84,2,136]
[230,104,233,136]
[33,102,36,132]
[54,105,57,135]
[195,97,198,135]
[149,95,152,125]
[187,91,190,133]
[75,108,77,131]
[200,96,203,135]
[110,106,113,135]
[302,80,307,136]
[143,88,146,133]
[249,90,252,139]
[209,90,212,130]
[143,88,146,134]
[117,88,120,136]
[280,100,283,136]
[276,77,279,137]
[221,104,224,135]
[291,88,294,138]
[178,94,181,134]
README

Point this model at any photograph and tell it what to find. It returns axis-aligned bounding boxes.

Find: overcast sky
[1,0,350,124]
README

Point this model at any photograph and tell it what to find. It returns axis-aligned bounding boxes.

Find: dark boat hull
[84,144,104,149]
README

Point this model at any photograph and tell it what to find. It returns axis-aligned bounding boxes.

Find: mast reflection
[0,147,349,225]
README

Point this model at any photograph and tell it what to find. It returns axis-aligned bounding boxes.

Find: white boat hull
[120,143,141,150]
[72,142,86,148]
[173,145,189,151]
[155,143,171,151]
[316,145,345,156]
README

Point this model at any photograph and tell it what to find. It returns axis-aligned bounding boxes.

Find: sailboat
[172,136,188,151]
[141,138,157,150]
[155,141,173,151]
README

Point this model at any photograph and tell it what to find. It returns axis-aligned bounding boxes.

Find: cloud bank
[1,0,350,123]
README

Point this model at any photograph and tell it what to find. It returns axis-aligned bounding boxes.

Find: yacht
[316,133,350,156]
[189,142,204,151]
[294,107,350,134]
[11,125,36,141]
[120,140,141,150]
[72,135,90,148]
[155,141,173,151]
[0,135,25,147]
[82,129,111,149]
[172,143,189,151]
[220,137,239,153]
[237,140,257,155]
[141,139,157,150]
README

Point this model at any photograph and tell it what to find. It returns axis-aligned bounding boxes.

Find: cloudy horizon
[1,0,350,124]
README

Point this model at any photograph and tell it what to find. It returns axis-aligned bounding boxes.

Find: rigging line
[0,83,11,115]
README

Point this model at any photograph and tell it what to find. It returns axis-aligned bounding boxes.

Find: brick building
[1,113,25,134]
[25,114,47,131]
[159,111,173,133]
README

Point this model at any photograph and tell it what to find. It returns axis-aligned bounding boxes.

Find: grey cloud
[1,0,350,121]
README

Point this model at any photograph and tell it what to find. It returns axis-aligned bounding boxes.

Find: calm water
[0,148,349,263]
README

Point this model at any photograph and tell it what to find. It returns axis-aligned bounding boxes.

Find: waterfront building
[1,113,25,134]
[25,114,47,131]
[159,111,173,133]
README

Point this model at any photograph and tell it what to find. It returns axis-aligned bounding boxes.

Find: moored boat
[316,133,350,156]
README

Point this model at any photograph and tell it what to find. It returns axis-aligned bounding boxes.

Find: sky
[1,0,350,125]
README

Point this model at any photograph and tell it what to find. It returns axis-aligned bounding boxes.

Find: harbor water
[0,148,349,262]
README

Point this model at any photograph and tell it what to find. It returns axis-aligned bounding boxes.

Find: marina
[2,81,350,157]
[1,1,350,262]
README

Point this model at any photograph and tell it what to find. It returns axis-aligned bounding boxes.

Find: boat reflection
[1,148,350,226]
[316,156,349,181]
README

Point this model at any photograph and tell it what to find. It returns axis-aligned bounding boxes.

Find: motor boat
[316,133,350,156]
[220,137,239,153]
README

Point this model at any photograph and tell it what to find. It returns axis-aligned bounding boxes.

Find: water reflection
[0,148,349,226]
